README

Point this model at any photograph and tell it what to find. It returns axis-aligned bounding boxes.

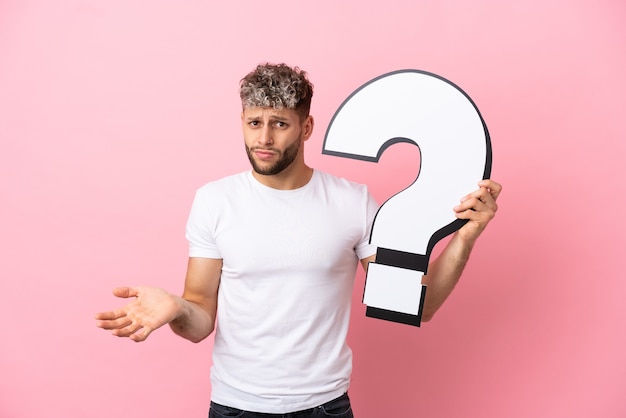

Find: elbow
[421,312,434,323]
[187,325,215,344]
[171,322,214,344]
[420,307,438,323]
[188,335,208,344]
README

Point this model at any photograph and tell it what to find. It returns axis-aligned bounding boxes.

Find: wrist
[170,295,188,323]
[455,226,480,248]
[450,231,476,262]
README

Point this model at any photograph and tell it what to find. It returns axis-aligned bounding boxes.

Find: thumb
[130,326,153,343]
[112,286,139,299]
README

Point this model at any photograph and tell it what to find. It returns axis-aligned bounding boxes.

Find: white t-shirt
[186,170,378,413]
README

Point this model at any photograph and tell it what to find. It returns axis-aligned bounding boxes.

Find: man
[95,63,501,417]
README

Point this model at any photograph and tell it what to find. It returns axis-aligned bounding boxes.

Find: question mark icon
[323,70,492,327]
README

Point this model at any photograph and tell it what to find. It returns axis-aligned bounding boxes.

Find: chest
[213,193,363,277]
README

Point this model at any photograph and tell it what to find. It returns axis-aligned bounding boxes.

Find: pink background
[1,1,625,417]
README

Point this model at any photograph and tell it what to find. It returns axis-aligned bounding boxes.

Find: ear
[302,115,314,141]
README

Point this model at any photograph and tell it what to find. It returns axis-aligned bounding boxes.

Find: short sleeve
[354,188,379,260]
[185,189,222,259]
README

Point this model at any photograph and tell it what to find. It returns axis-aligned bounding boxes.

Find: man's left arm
[420,179,501,321]
[360,179,502,322]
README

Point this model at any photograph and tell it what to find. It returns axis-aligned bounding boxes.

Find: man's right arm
[95,257,222,343]
[169,257,222,343]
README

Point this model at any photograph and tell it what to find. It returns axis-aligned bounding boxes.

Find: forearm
[421,232,475,321]
[169,296,216,343]
[419,179,500,322]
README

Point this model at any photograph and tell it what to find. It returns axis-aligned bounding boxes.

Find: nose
[258,125,273,146]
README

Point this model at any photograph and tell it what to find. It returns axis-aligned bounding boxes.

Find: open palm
[95,286,179,342]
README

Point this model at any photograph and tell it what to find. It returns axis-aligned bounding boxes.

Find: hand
[453,179,502,244]
[95,286,180,342]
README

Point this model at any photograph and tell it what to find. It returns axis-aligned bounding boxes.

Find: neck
[252,163,313,190]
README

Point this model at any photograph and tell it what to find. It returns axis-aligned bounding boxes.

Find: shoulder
[312,170,377,209]
[195,171,250,196]
[314,170,368,193]
[189,172,253,213]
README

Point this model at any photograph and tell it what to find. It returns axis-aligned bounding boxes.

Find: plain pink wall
[1,1,624,417]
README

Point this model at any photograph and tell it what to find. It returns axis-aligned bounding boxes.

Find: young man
[96,63,501,417]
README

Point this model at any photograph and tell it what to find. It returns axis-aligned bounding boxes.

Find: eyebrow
[245,115,291,122]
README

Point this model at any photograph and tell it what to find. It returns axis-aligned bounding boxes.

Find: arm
[169,257,222,342]
[421,179,501,321]
[360,179,501,322]
[95,257,222,343]
[420,231,476,322]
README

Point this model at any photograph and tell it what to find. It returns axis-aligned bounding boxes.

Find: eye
[248,120,260,127]
[274,121,288,129]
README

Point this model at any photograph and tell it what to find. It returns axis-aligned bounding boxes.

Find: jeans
[209,392,354,418]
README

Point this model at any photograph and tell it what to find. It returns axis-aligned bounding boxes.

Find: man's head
[240,63,314,121]
[239,63,315,183]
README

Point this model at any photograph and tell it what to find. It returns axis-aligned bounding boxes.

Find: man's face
[242,107,312,176]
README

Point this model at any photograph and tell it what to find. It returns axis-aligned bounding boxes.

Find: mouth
[252,148,278,160]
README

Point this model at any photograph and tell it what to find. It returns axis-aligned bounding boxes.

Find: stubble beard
[245,136,302,176]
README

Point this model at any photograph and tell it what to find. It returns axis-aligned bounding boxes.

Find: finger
[454,197,486,219]
[96,315,132,330]
[95,308,127,321]
[455,206,488,221]
[112,287,139,299]
[455,195,487,213]
[454,209,475,221]
[130,326,153,343]
[111,318,144,337]
[465,189,499,214]
[461,187,491,203]
[478,179,502,201]
[455,197,497,222]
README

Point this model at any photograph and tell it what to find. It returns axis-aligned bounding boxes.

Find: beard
[245,136,302,176]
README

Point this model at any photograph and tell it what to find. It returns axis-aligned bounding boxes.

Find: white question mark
[323,70,492,326]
